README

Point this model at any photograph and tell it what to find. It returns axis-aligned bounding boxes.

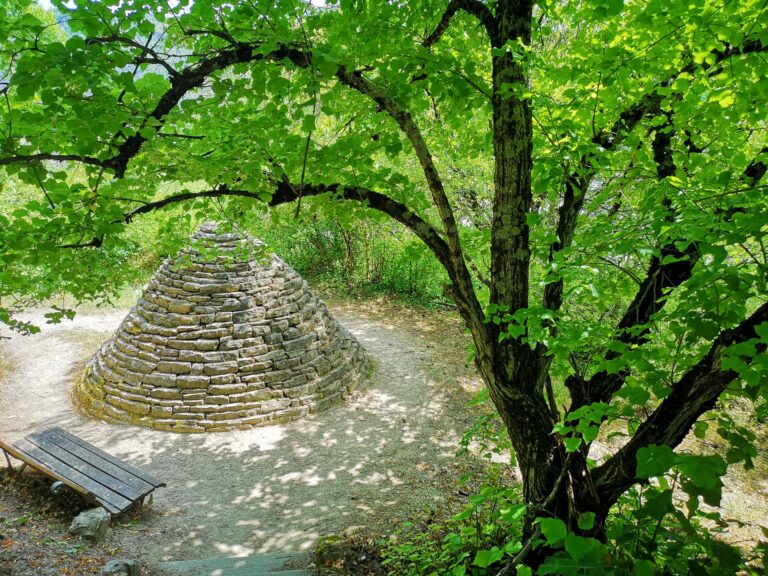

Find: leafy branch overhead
[1,0,767,570]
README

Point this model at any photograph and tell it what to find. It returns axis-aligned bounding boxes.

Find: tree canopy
[1,0,767,571]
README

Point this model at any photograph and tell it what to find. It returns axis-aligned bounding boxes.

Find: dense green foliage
[253,207,450,304]
[1,0,767,573]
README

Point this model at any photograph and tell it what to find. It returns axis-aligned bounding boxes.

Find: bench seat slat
[48,427,165,487]
[37,430,155,494]
[26,433,148,501]
[12,438,132,513]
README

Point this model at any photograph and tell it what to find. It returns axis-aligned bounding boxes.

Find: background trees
[1,0,766,571]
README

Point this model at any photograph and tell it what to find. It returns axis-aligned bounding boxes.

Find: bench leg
[2,449,13,471]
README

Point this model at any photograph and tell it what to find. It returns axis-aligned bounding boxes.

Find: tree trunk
[486,0,569,534]
[481,1,609,553]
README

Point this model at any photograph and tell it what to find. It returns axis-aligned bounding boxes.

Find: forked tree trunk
[484,0,584,542]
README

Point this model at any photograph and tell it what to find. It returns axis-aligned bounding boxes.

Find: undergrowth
[375,391,768,576]
[252,213,452,309]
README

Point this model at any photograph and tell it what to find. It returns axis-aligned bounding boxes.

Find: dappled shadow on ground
[0,304,484,563]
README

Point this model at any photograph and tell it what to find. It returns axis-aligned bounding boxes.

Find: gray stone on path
[102,558,138,576]
[69,508,110,542]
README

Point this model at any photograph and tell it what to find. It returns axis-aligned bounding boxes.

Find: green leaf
[635,489,674,519]
[676,453,727,489]
[577,512,595,531]
[617,385,650,405]
[564,533,592,561]
[525,212,541,227]
[302,115,316,133]
[636,445,675,478]
[576,421,599,443]
[693,421,709,439]
[536,517,567,545]
[676,454,727,507]
[563,437,582,452]
[719,92,735,108]
[755,322,768,343]
[633,559,656,576]
[472,547,503,568]
[604,0,624,16]
[500,503,527,523]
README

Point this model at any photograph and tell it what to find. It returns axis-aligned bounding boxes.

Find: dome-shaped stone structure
[75,223,369,432]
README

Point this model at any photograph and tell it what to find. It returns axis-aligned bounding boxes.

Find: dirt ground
[1,297,766,575]
[0,298,486,574]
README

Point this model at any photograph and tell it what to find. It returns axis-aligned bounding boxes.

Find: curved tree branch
[0,153,104,167]
[123,181,454,273]
[592,300,768,508]
[58,235,103,249]
[424,0,497,47]
[124,186,262,221]
[543,36,767,314]
[85,35,181,78]
[104,41,311,177]
[335,65,486,334]
[568,142,767,410]
[335,67,458,242]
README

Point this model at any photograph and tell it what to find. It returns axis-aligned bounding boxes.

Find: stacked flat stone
[75,223,369,433]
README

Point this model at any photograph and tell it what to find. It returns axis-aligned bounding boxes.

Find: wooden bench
[0,426,165,514]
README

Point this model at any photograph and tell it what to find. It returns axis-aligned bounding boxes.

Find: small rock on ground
[102,558,139,576]
[70,508,110,542]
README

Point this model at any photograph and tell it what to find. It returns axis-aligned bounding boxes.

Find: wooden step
[158,552,310,575]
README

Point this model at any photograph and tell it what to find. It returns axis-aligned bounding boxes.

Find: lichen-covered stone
[176,375,210,389]
[208,383,247,395]
[156,361,192,375]
[143,373,178,387]
[75,222,369,432]
[150,387,183,400]
[202,361,238,375]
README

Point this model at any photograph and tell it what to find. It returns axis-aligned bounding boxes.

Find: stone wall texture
[75,223,369,432]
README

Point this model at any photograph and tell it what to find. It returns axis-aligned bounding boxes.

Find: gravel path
[0,302,481,565]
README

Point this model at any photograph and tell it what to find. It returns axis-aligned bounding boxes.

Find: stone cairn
[75,223,369,432]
